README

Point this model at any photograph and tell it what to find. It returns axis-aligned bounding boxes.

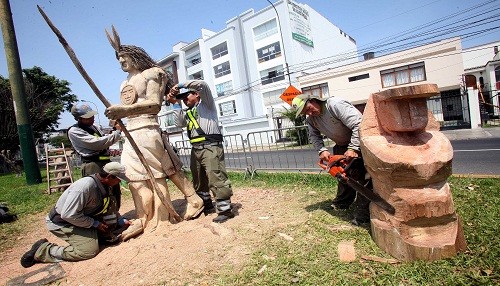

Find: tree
[0,66,77,152]
[280,107,309,146]
[48,135,72,149]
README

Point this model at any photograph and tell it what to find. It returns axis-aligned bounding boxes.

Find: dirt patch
[1,187,308,285]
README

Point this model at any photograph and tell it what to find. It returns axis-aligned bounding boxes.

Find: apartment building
[157,0,357,142]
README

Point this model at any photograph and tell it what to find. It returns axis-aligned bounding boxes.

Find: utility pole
[0,0,42,184]
[266,0,291,85]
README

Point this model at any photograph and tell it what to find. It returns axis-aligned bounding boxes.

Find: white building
[462,41,500,124]
[157,0,357,143]
[299,37,500,129]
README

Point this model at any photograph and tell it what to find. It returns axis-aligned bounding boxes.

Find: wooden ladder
[45,143,74,194]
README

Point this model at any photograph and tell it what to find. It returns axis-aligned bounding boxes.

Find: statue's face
[118,53,134,72]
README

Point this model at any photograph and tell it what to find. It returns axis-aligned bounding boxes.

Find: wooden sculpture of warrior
[104,26,204,241]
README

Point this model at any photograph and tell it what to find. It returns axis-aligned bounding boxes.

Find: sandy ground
[1,187,308,286]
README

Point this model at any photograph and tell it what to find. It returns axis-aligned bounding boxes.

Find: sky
[1,0,498,129]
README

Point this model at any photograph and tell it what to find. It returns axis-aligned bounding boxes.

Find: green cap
[291,94,327,117]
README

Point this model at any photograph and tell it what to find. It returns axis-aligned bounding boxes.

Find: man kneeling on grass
[20,162,131,268]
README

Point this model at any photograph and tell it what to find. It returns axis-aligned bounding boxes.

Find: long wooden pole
[37,5,181,222]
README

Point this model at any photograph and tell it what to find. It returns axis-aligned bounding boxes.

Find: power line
[224,0,500,97]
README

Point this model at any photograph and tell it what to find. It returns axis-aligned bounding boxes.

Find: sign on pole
[280,84,302,105]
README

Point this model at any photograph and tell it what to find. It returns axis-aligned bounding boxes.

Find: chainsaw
[318,155,396,215]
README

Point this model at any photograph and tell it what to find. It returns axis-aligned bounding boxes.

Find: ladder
[45,143,74,194]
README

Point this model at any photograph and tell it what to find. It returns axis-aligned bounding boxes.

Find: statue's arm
[105,68,164,120]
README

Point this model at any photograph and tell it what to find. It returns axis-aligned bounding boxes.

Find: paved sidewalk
[441,127,500,140]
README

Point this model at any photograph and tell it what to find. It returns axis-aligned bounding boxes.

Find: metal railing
[174,125,336,177]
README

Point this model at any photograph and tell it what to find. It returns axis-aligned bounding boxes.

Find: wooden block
[338,240,356,262]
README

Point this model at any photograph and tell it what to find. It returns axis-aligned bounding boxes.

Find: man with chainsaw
[292,94,370,225]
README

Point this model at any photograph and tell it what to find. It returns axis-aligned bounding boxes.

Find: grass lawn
[1,170,498,285]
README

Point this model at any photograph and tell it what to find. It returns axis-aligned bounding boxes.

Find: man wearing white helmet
[68,103,122,178]
[292,94,371,226]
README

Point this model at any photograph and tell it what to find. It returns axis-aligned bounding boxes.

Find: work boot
[184,193,204,220]
[121,220,143,241]
[20,238,48,268]
[203,200,216,215]
[212,209,235,223]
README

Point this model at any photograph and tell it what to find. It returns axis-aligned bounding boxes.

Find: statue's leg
[169,172,204,220]
[150,178,173,225]
[121,181,152,241]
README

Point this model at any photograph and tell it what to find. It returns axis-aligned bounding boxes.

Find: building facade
[462,41,500,125]
[157,0,357,142]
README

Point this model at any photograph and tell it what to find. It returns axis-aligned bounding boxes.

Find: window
[163,65,174,74]
[215,81,233,97]
[219,100,236,116]
[211,42,228,60]
[301,83,329,98]
[185,53,201,67]
[348,73,369,82]
[380,62,426,88]
[213,61,231,78]
[253,19,278,41]
[257,42,282,63]
[189,71,203,80]
[262,89,283,105]
[260,65,285,85]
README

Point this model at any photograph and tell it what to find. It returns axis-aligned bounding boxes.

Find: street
[208,137,500,176]
[450,138,500,176]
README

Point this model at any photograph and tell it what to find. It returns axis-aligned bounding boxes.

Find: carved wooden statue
[359,84,467,261]
[104,27,203,241]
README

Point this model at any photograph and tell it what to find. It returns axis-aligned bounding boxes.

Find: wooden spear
[37,5,181,222]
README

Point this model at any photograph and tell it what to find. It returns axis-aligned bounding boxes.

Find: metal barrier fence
[174,125,335,177]
[72,126,337,176]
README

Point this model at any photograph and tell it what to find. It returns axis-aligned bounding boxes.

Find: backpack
[0,202,17,224]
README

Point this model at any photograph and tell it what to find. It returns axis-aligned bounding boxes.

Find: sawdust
[0,187,308,285]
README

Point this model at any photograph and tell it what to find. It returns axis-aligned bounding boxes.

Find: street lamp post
[266,0,291,85]
[80,99,102,128]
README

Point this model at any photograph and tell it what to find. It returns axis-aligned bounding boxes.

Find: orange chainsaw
[318,155,396,215]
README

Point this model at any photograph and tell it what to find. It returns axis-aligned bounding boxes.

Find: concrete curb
[441,127,500,141]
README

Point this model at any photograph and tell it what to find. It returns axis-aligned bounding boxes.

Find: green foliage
[280,107,309,146]
[0,66,78,152]
[224,173,500,286]
[49,134,72,149]
[0,171,59,252]
[1,170,499,285]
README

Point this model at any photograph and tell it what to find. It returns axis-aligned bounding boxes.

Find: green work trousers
[35,225,100,263]
[190,145,233,202]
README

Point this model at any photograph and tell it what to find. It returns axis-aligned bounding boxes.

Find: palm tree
[280,107,309,146]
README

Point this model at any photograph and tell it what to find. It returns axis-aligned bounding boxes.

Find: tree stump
[360,84,467,261]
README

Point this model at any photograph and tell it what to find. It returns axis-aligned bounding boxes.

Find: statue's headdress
[105,25,121,57]
[105,25,158,71]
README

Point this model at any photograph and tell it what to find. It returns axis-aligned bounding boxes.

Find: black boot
[212,209,235,223]
[203,200,216,215]
[20,238,48,268]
